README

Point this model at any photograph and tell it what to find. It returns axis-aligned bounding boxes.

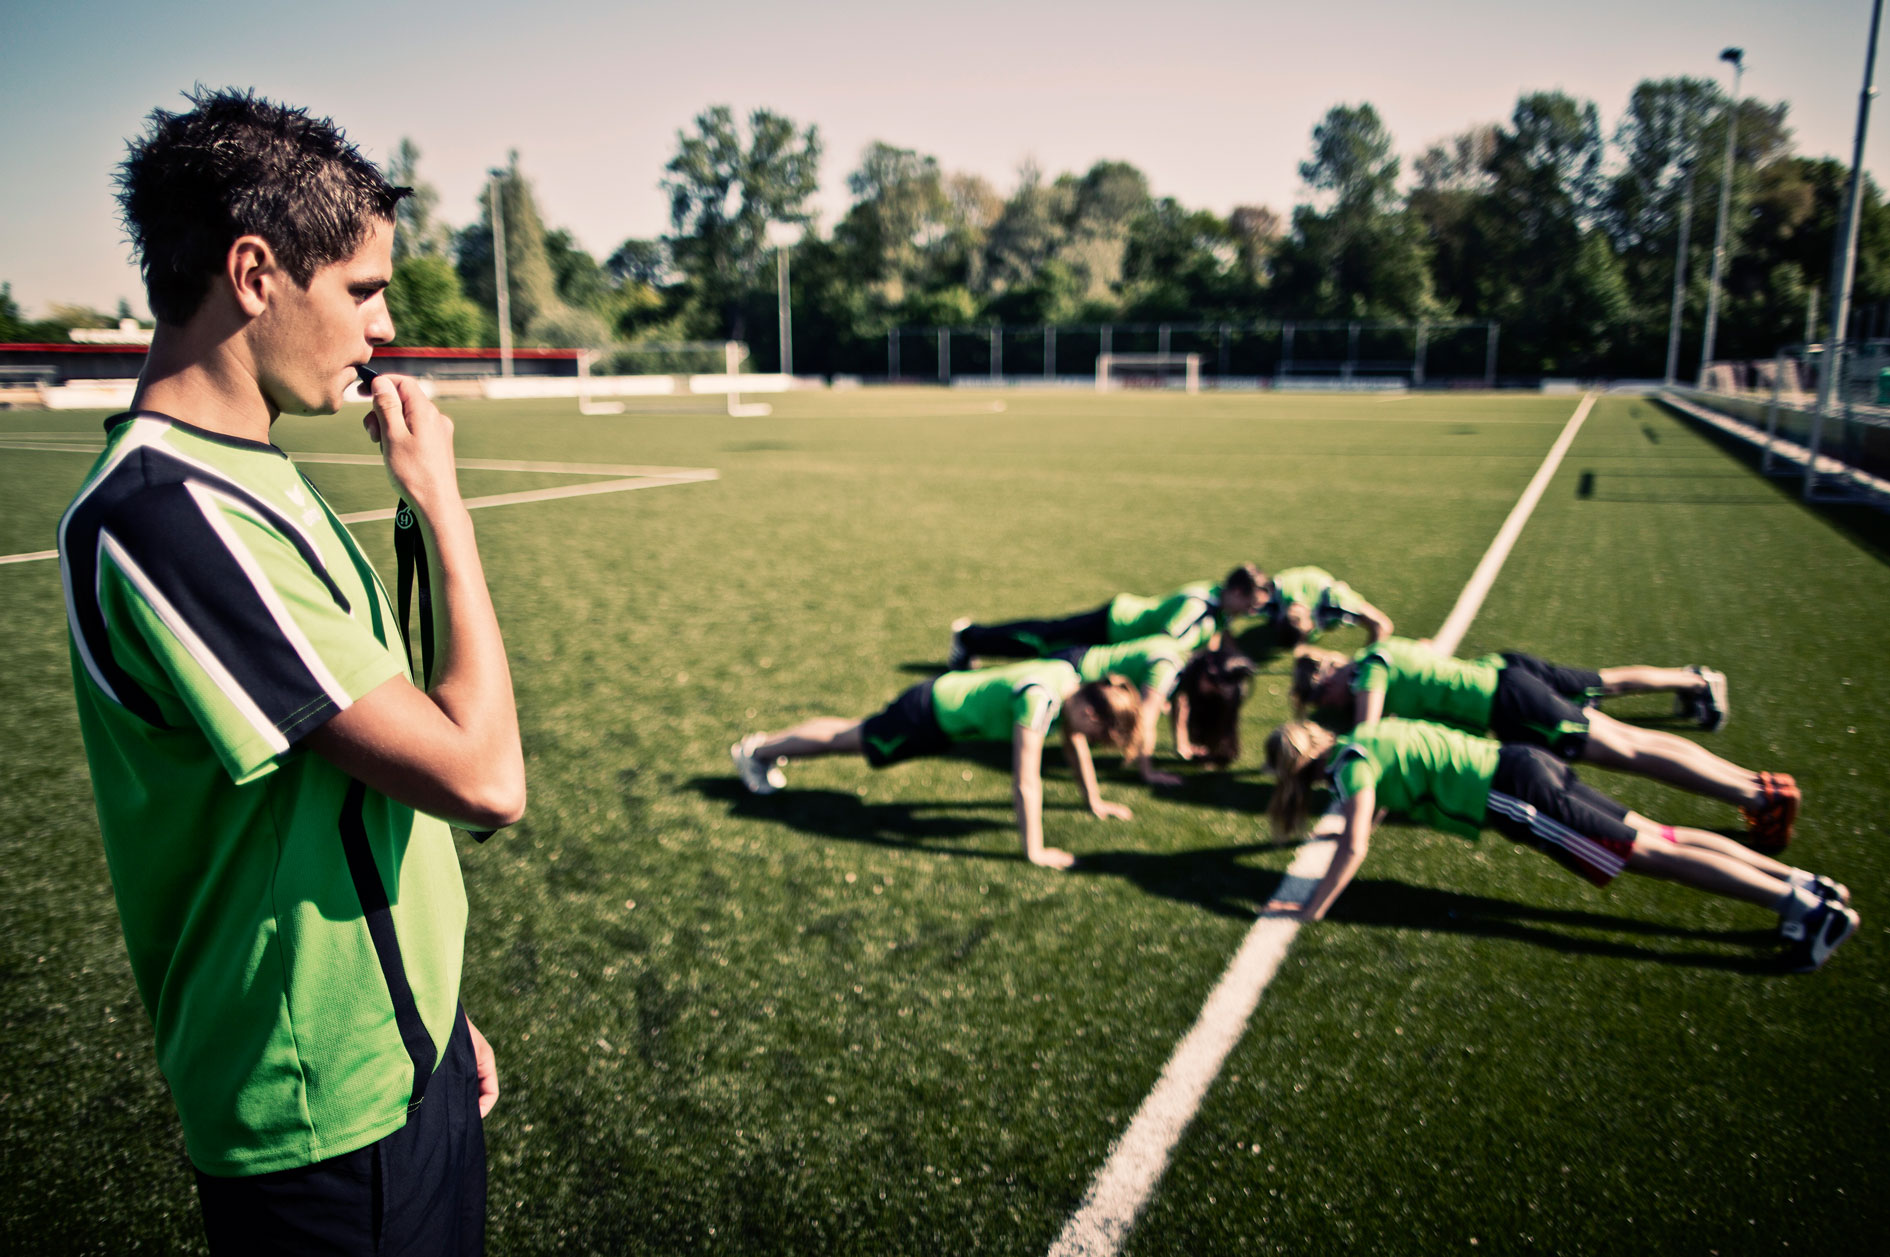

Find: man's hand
[1090,800,1133,821]
[466,1014,498,1119]
[365,374,463,522]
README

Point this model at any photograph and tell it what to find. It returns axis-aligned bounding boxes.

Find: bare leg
[1581,711,1761,808]
[1621,811,1796,878]
[751,718,865,763]
[1596,665,1705,698]
[1622,828,1790,908]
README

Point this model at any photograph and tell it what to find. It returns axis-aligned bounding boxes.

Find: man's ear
[227,235,277,318]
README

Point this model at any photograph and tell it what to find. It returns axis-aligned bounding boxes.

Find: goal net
[1096,352,1200,393]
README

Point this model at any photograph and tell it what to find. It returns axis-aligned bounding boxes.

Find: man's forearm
[420,507,522,796]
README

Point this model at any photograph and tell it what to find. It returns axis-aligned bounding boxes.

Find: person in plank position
[1289,638,1795,847]
[732,661,1141,869]
[1255,565,1394,648]
[59,89,522,1253]
[947,563,1268,667]
[1262,718,1857,971]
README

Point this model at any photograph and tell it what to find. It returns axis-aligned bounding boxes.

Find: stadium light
[1806,0,1885,497]
[1697,47,1744,386]
[489,169,513,377]
[768,222,802,377]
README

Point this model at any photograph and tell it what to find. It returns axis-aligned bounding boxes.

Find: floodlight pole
[1697,48,1744,387]
[1663,160,1696,386]
[489,171,513,377]
[1807,0,1884,498]
[776,244,793,376]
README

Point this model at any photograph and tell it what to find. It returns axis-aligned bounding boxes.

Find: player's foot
[1790,868,1851,907]
[1691,666,1729,731]
[1741,771,1799,851]
[731,735,785,794]
[1783,901,1860,972]
[947,618,972,671]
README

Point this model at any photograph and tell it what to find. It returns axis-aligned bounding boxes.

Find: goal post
[1096,352,1200,393]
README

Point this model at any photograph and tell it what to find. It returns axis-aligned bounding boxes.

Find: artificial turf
[0,389,1881,1254]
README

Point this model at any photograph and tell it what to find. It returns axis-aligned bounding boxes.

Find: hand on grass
[1029,846,1078,870]
[1265,898,1309,919]
[1090,800,1133,822]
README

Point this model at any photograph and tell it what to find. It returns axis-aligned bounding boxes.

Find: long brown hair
[1288,646,1351,716]
[1070,675,1142,754]
[1264,720,1335,837]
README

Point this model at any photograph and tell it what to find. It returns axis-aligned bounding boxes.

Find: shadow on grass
[1072,840,1301,920]
[691,775,1022,862]
[1326,876,1784,972]
[1655,398,1890,568]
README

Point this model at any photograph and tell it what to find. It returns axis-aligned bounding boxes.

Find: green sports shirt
[1106,582,1222,651]
[1352,637,1500,732]
[59,413,467,1176]
[1327,717,1500,840]
[1073,635,1186,698]
[931,659,1078,742]
[1271,566,1368,640]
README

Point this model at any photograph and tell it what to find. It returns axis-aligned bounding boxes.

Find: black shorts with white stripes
[1485,744,1637,886]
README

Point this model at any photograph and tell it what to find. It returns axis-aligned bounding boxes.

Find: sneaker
[1790,868,1852,908]
[1693,667,1729,732]
[730,735,785,794]
[947,618,972,671]
[1784,902,1860,972]
[1741,772,1800,851]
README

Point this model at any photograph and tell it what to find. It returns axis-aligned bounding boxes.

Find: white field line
[0,462,718,565]
[1430,392,1594,656]
[1047,392,1598,1257]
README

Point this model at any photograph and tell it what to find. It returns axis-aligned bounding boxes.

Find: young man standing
[58,89,522,1252]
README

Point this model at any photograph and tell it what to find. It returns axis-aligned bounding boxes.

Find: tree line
[8,81,1888,380]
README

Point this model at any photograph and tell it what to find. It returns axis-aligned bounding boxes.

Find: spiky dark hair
[116,87,408,324]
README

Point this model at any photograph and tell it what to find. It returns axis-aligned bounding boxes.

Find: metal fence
[884,320,1501,387]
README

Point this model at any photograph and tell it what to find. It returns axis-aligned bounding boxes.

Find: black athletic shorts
[194,1005,487,1256]
[861,681,953,767]
[1490,667,1592,759]
[1500,652,1603,701]
[1485,744,1637,886]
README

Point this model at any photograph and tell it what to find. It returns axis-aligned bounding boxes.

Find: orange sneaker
[1742,772,1800,850]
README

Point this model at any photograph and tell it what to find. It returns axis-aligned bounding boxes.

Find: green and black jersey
[1270,566,1368,640]
[931,659,1078,742]
[1327,718,1500,839]
[1106,582,1222,651]
[59,412,466,1176]
[1070,635,1187,698]
[1352,637,1501,731]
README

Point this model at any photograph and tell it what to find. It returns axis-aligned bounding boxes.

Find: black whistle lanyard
[356,364,496,841]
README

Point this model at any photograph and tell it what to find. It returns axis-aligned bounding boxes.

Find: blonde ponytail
[1264,720,1329,837]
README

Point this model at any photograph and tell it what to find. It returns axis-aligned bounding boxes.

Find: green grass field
[1,389,1883,1254]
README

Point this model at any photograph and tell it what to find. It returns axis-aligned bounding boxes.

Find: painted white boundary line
[0,462,718,565]
[1046,392,1597,1257]
[1430,393,1594,656]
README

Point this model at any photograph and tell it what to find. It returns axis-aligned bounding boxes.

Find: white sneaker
[947,618,972,671]
[1694,666,1729,731]
[731,735,784,794]
[1786,902,1860,972]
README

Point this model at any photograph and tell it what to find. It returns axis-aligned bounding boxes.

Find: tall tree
[386,255,483,347]
[384,138,448,262]
[663,105,822,338]
[456,152,567,343]
[1273,103,1436,318]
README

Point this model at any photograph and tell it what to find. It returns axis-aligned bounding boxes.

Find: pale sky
[3,0,1884,317]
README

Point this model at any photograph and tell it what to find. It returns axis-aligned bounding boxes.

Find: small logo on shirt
[287,483,308,507]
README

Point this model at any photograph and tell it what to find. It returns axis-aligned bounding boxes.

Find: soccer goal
[564,341,779,416]
[1096,352,1200,393]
